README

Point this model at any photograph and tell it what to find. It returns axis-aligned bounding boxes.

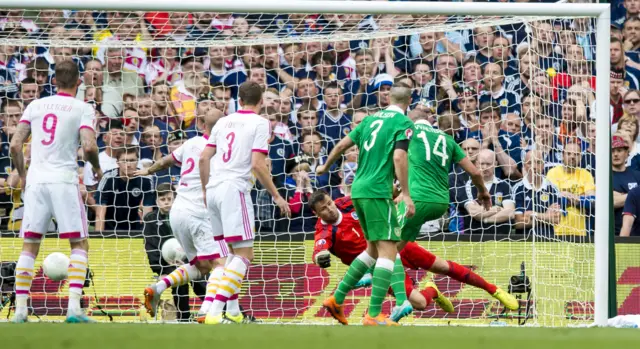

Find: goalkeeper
[310,191,518,323]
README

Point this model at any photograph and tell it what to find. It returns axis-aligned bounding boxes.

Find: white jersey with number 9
[19,93,96,185]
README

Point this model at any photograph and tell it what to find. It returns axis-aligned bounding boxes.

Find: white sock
[208,256,250,317]
[68,249,88,312]
[199,267,224,314]
[14,251,36,314]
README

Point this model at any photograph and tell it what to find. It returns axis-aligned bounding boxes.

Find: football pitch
[2,323,639,349]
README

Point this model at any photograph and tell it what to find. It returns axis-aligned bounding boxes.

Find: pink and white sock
[14,251,35,313]
[67,249,88,312]
[208,256,250,317]
[199,267,224,315]
[156,264,202,294]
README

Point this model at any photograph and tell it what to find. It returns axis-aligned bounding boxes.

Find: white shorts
[169,207,228,264]
[206,184,255,244]
[20,183,88,240]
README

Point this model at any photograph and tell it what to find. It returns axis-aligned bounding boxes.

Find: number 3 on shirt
[363,120,383,151]
[222,132,235,162]
[41,113,58,146]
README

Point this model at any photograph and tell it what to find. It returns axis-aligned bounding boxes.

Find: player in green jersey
[390,112,519,322]
[316,83,415,326]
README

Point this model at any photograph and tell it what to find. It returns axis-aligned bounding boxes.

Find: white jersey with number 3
[171,135,209,210]
[206,110,270,192]
[19,93,95,185]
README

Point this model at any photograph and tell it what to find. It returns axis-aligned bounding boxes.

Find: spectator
[188,12,220,40]
[455,149,515,235]
[616,115,640,168]
[136,95,172,139]
[479,62,521,118]
[581,120,597,178]
[622,90,640,127]
[422,53,460,111]
[410,59,432,101]
[139,124,165,166]
[469,101,522,179]
[18,78,39,107]
[457,87,480,134]
[611,37,640,90]
[252,158,287,234]
[513,150,563,238]
[151,82,177,126]
[612,135,640,235]
[122,108,140,145]
[319,81,351,141]
[170,56,206,128]
[144,47,181,87]
[263,106,295,184]
[368,73,393,109]
[493,35,518,79]
[623,17,640,61]
[558,98,588,145]
[103,47,145,98]
[614,0,640,28]
[520,94,543,148]
[295,104,334,155]
[156,131,185,186]
[450,138,481,193]
[529,114,562,174]
[611,67,626,124]
[77,59,122,118]
[297,130,338,194]
[95,146,155,232]
[211,83,233,116]
[284,159,316,233]
[507,48,537,97]
[531,20,566,73]
[345,49,377,109]
[621,184,640,236]
[142,183,206,322]
[205,46,227,84]
[546,142,595,237]
[471,26,495,65]
[295,77,321,111]
[84,119,126,188]
[461,57,483,92]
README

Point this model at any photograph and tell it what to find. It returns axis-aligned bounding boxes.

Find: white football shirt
[206,110,270,192]
[171,135,209,211]
[20,92,95,184]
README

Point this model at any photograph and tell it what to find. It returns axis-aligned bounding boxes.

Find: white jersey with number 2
[205,110,270,192]
[171,135,209,211]
[19,92,95,185]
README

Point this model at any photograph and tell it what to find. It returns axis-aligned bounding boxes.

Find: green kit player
[390,112,519,322]
[316,83,415,326]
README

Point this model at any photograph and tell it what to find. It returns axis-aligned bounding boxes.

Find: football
[161,238,186,265]
[42,252,70,281]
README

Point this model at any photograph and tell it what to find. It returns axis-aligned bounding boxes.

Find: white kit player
[136,108,230,322]
[199,81,290,325]
[10,61,102,323]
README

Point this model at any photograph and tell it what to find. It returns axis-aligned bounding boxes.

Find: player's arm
[393,142,414,218]
[252,151,291,217]
[80,128,102,181]
[199,145,216,192]
[9,122,31,184]
[458,156,491,210]
[313,223,334,268]
[316,136,355,176]
[135,154,176,177]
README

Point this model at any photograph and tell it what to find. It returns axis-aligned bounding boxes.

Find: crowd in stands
[0,1,638,239]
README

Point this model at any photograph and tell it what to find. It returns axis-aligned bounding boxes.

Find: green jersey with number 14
[348,106,414,199]
[409,120,466,204]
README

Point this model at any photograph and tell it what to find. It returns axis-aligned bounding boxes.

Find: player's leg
[13,184,53,322]
[50,184,93,323]
[205,188,254,324]
[427,255,518,310]
[323,199,377,325]
[363,199,401,326]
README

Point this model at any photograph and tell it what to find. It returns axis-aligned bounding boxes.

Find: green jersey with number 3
[410,120,466,204]
[348,106,414,199]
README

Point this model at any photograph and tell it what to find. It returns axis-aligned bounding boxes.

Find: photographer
[142,183,205,322]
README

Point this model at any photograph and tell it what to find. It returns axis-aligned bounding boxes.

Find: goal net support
[0,1,611,326]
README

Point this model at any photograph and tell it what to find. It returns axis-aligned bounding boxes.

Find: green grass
[2,323,640,349]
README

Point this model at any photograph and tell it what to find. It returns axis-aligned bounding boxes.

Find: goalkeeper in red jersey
[310,191,517,323]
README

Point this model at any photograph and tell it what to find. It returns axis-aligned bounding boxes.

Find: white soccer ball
[162,238,186,265]
[43,252,70,281]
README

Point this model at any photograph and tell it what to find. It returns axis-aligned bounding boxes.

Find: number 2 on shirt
[179,158,195,186]
[41,113,58,146]
[222,132,235,162]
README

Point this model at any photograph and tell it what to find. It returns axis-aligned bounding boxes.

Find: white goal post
[0,0,611,326]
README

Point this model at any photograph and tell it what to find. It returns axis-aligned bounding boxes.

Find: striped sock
[369,258,394,317]
[334,251,376,305]
[68,249,88,312]
[14,251,35,314]
[199,267,224,314]
[389,254,407,305]
[157,264,202,294]
[208,256,250,317]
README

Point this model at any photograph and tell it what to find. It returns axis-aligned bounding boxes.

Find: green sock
[369,258,394,317]
[334,257,371,305]
[389,255,407,305]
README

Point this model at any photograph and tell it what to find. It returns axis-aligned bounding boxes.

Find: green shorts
[352,198,401,242]
[397,201,448,242]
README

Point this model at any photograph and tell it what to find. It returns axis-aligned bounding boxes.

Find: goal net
[0,5,611,326]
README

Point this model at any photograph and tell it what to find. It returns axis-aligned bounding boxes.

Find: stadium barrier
[1,234,638,325]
